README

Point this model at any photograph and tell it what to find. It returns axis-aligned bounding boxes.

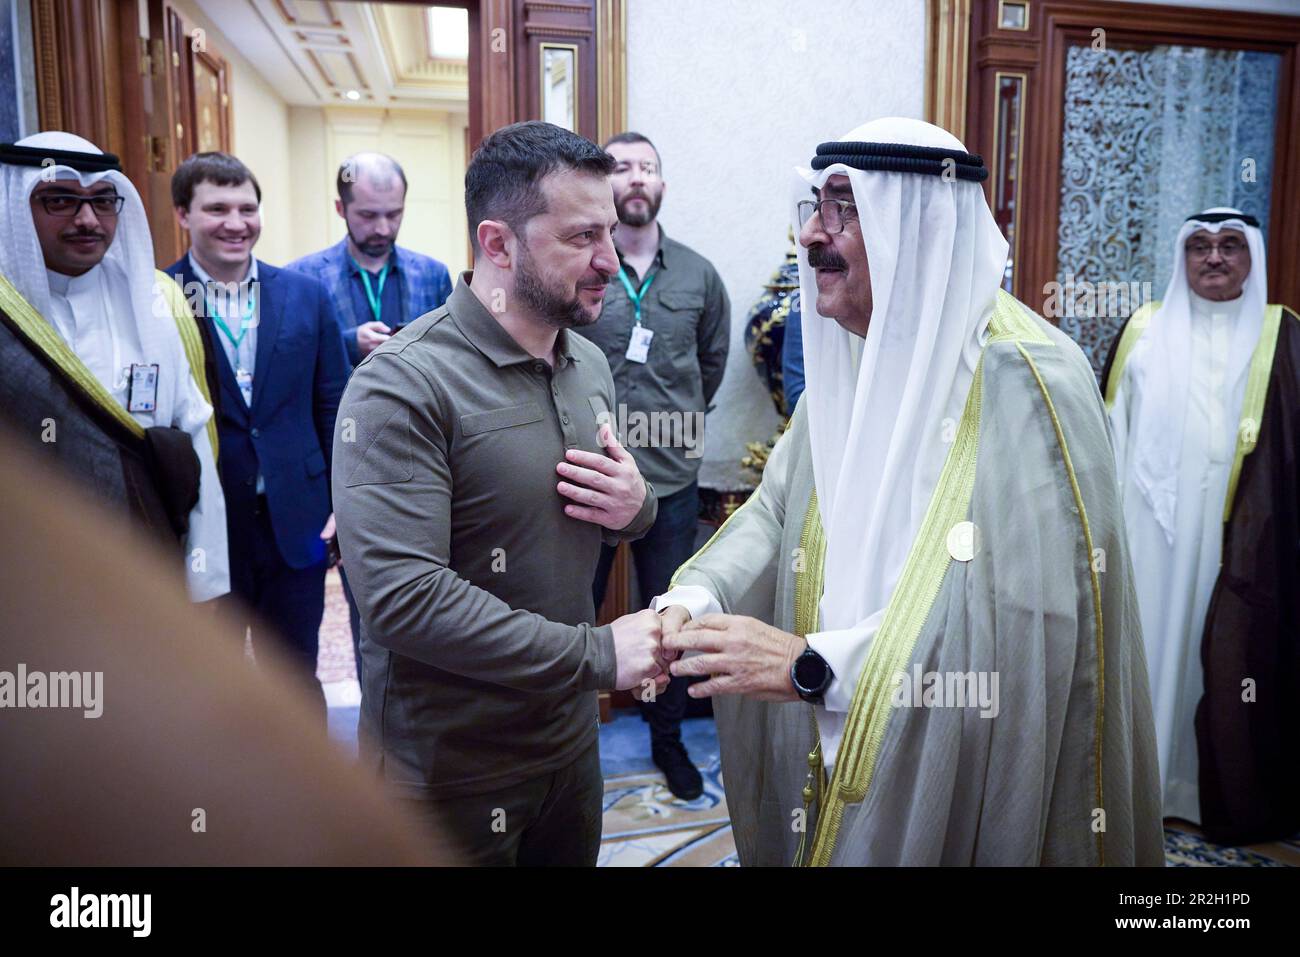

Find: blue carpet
[328,706,359,760]
[598,711,719,776]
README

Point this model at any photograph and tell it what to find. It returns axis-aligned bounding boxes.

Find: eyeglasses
[1185,239,1247,260]
[34,192,126,218]
[797,198,857,235]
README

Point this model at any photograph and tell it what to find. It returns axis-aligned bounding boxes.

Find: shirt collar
[188,251,257,286]
[616,224,669,276]
[449,271,578,369]
[45,267,75,296]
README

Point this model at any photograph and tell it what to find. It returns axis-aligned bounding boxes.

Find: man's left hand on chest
[556,424,647,530]
[664,614,805,702]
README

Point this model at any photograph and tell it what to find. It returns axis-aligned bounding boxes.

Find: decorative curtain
[0,0,24,141]
[1056,44,1281,376]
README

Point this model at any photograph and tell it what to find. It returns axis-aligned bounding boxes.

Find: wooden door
[144,0,233,265]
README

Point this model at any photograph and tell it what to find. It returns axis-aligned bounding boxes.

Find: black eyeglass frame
[33,192,126,218]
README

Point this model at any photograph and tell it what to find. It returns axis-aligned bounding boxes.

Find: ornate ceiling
[193,0,469,111]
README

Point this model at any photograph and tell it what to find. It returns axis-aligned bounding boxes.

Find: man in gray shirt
[332,122,668,866]
[574,131,730,800]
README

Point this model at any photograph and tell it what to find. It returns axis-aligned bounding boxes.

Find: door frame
[930,0,1300,312]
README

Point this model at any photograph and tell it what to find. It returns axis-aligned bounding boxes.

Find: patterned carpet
[317,570,1297,867]
[592,715,1300,867]
[318,569,356,686]
[1163,822,1300,867]
[597,713,737,866]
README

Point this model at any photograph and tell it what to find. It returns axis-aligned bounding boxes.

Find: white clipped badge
[127,363,159,413]
[625,325,654,364]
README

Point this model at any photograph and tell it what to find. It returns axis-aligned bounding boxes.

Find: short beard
[514,241,602,329]
[347,221,393,259]
[615,188,662,227]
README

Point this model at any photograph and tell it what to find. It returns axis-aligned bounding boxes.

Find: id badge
[625,325,654,364]
[235,368,254,407]
[127,363,159,413]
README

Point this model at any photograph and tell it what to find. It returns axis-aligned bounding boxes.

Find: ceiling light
[427,7,469,59]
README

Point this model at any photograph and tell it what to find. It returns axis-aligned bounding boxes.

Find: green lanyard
[353,258,391,324]
[617,266,656,325]
[209,287,256,350]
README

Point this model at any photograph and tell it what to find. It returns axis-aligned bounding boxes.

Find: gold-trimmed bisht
[792,490,827,867]
[804,291,1058,866]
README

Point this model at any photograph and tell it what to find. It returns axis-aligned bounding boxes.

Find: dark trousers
[339,566,363,682]
[224,496,327,721]
[593,481,699,747]
[400,741,603,866]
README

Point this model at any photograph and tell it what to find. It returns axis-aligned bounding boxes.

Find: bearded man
[332,121,670,866]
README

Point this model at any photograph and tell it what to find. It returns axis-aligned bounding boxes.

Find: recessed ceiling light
[427,7,469,59]
[344,89,361,101]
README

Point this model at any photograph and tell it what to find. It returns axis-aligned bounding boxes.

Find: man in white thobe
[0,131,228,601]
[1103,207,1300,844]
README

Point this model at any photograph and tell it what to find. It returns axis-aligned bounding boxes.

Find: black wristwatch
[791,646,834,703]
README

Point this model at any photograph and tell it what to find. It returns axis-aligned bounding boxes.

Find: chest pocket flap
[460,402,545,436]
[658,291,705,312]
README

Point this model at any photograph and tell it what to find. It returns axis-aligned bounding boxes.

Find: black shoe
[652,741,703,801]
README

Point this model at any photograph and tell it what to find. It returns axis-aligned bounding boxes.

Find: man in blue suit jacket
[286,152,452,366]
[286,152,452,680]
[168,152,348,719]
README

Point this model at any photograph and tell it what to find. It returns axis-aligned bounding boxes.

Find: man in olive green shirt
[333,122,669,866]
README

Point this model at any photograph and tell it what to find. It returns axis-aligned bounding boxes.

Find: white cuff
[651,585,720,621]
[805,610,884,712]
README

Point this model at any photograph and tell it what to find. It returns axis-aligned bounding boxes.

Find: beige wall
[294,107,469,275]
[288,106,329,261]
[626,0,926,490]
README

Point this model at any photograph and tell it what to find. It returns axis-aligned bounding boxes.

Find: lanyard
[209,286,256,351]
[354,258,391,324]
[617,266,656,326]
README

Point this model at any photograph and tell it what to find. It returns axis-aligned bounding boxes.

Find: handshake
[608,606,809,703]
[609,605,692,696]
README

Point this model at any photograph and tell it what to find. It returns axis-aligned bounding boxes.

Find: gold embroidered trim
[1105,299,1287,525]
[989,289,1054,345]
[793,489,826,639]
[1103,301,1159,410]
[1015,342,1107,866]
[792,491,827,867]
[0,270,221,467]
[155,270,219,463]
[804,291,1067,866]
[0,271,145,439]
[804,295,1046,865]
[806,360,982,865]
[1223,304,1283,524]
